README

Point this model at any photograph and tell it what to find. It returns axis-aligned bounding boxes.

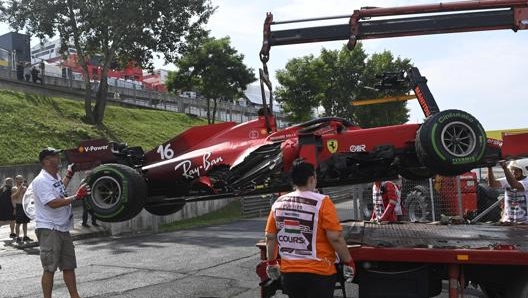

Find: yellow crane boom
[351,94,416,106]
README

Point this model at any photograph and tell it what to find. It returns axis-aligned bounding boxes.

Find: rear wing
[63,139,118,171]
[499,132,528,159]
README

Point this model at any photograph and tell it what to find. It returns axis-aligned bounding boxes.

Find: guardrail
[240,186,354,218]
[241,194,276,218]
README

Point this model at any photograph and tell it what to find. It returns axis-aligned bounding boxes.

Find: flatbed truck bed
[257,221,528,298]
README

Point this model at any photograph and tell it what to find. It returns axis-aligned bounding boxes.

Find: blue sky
[1,0,526,131]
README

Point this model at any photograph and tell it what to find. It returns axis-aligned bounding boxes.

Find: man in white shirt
[32,147,90,298]
[488,158,528,223]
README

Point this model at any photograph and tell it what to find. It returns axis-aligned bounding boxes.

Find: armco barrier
[241,186,355,218]
[241,195,276,218]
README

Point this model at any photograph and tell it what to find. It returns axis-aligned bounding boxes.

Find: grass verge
[0,89,206,165]
[159,200,243,232]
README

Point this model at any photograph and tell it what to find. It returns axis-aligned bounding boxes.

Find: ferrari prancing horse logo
[326,139,338,154]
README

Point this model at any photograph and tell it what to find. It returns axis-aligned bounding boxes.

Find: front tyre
[85,163,147,222]
[416,109,486,176]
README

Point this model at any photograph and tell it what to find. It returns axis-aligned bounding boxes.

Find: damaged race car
[63,67,528,222]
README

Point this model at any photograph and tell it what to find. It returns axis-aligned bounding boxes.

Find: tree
[274,43,412,127]
[318,44,367,121]
[166,36,257,124]
[274,55,325,123]
[353,51,413,128]
[0,0,215,125]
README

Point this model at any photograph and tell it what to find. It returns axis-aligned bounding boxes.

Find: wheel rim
[362,202,373,219]
[361,191,373,219]
[91,176,122,210]
[440,121,477,157]
[407,198,428,222]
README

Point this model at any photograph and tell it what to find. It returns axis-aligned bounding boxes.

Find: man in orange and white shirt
[264,160,354,298]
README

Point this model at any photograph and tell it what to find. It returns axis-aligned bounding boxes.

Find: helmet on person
[508,158,528,176]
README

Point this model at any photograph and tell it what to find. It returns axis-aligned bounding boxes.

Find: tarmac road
[0,217,290,298]
[1,215,486,298]
[0,217,360,298]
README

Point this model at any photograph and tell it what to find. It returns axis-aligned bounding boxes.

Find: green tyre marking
[476,125,487,161]
[101,166,129,204]
[97,206,125,219]
[93,165,130,218]
[430,123,446,161]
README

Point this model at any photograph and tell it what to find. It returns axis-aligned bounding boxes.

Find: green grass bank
[0,89,207,165]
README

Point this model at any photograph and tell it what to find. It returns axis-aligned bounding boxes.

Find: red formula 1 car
[63,67,528,222]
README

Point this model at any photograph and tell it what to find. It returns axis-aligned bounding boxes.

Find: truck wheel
[481,286,502,298]
[416,109,486,176]
[86,163,147,222]
[505,272,528,298]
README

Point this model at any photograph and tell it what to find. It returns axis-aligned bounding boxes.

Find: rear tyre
[416,109,487,176]
[145,201,186,216]
[360,188,373,220]
[85,163,147,222]
[405,192,429,222]
[404,185,441,222]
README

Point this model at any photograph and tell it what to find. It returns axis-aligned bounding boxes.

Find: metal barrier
[241,194,276,218]
[240,186,354,218]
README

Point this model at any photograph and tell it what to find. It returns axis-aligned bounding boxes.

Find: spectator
[264,159,355,298]
[488,159,528,223]
[0,177,16,238]
[16,61,24,80]
[371,180,402,222]
[31,66,41,83]
[32,147,90,298]
[81,198,98,228]
[39,61,45,84]
[24,63,31,81]
[79,169,98,228]
[11,175,31,243]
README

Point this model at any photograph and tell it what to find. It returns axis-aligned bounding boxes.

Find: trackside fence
[240,186,354,218]
[248,171,503,222]
[354,172,502,223]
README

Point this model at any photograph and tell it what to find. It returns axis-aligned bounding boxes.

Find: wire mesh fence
[238,171,505,223]
[344,172,503,223]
